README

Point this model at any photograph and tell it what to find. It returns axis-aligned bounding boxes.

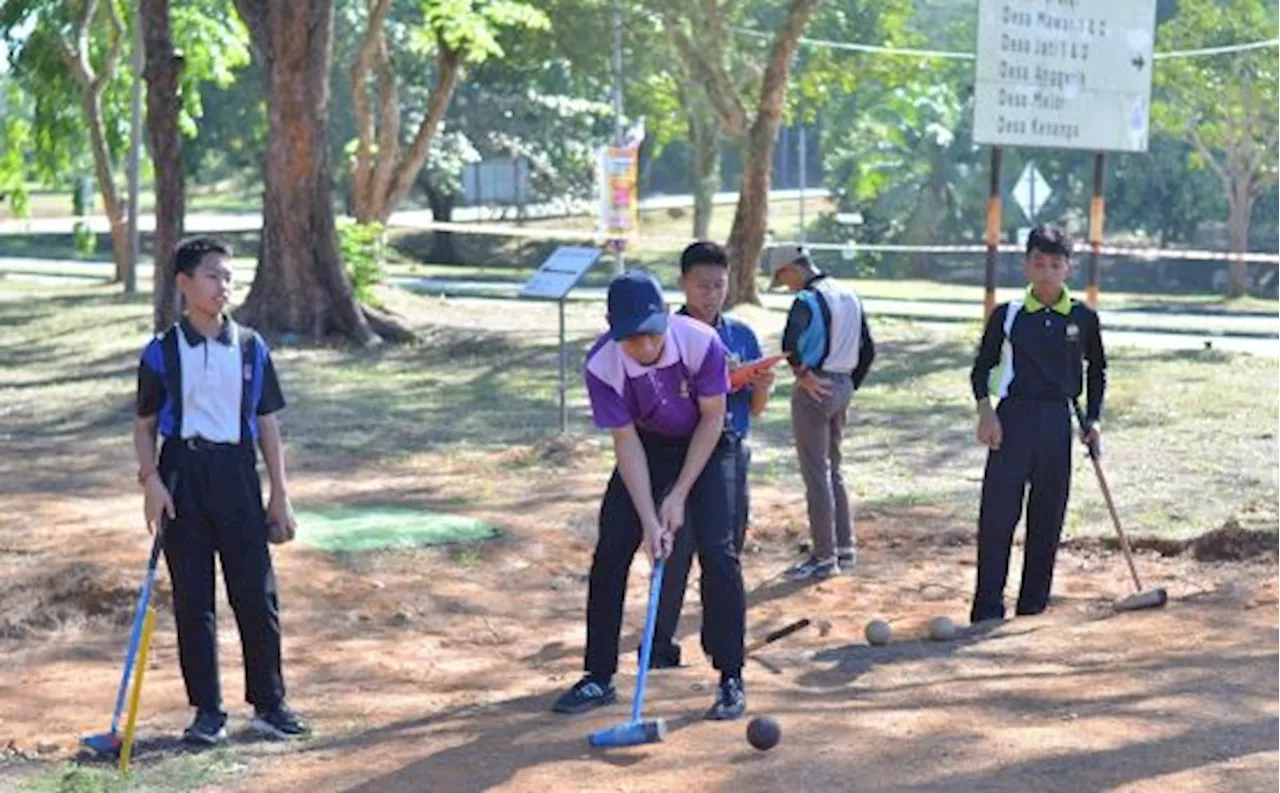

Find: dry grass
[1,282,1274,544]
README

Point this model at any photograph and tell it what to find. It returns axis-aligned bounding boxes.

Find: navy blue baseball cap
[607,269,669,341]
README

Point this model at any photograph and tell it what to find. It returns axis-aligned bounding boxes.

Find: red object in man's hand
[730,355,786,391]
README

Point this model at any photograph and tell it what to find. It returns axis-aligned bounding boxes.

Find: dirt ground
[1,455,1276,793]
[0,287,1276,792]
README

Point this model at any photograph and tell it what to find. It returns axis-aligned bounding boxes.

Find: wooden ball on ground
[864,618,892,646]
[746,716,781,751]
[928,615,957,641]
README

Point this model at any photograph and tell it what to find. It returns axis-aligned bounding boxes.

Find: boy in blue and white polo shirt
[133,236,308,745]
[649,241,773,670]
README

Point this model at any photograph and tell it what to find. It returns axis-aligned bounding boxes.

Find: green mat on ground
[294,506,500,553]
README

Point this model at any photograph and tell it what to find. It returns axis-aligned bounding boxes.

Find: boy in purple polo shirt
[552,269,748,721]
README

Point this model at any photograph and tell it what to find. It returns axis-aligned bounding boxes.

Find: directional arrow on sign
[1131,54,1146,70]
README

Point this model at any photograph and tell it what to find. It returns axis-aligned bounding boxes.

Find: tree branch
[368,29,401,217]
[57,0,98,88]
[754,0,821,126]
[661,9,747,136]
[1188,121,1231,197]
[383,38,462,221]
[97,0,127,94]
[348,0,392,218]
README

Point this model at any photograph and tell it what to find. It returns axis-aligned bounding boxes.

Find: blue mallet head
[587,717,666,747]
[81,731,122,757]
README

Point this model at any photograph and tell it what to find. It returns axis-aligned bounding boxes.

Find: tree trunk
[82,90,131,283]
[714,0,819,307]
[725,116,778,307]
[141,0,185,332]
[349,8,463,226]
[424,182,460,264]
[1226,186,1254,299]
[689,108,720,239]
[234,0,378,345]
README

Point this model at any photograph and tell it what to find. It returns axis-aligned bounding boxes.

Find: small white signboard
[1012,162,1053,222]
[973,0,1158,152]
[519,247,602,300]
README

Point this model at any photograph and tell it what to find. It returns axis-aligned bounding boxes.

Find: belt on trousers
[176,436,242,452]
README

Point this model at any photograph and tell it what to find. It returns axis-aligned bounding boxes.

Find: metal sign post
[519,247,604,434]
[984,147,1004,319]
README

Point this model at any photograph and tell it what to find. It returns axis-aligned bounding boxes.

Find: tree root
[361,302,417,344]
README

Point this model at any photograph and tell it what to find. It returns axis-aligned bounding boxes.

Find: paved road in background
[2,256,1275,356]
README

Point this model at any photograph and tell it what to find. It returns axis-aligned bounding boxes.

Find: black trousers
[652,437,749,663]
[159,439,285,713]
[971,399,1072,623]
[584,430,745,680]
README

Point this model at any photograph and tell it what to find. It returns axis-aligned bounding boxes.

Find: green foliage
[337,0,612,207]
[1106,134,1225,246]
[1,0,251,190]
[791,0,927,121]
[0,80,32,217]
[171,1,252,138]
[420,128,481,198]
[338,220,386,305]
[1,3,98,185]
[72,222,96,256]
[816,1,972,255]
[1153,0,1278,190]
[420,0,550,64]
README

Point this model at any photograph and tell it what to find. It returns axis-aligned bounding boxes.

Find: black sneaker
[251,703,310,740]
[705,676,746,721]
[784,556,840,582]
[837,547,856,571]
[182,708,228,746]
[552,676,617,714]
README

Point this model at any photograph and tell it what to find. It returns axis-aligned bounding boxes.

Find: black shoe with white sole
[552,676,617,714]
[705,676,746,721]
[784,556,840,582]
[183,708,228,746]
[251,703,310,740]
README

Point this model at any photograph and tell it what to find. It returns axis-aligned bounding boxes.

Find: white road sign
[973,0,1158,152]
[1012,162,1052,222]
[519,246,602,300]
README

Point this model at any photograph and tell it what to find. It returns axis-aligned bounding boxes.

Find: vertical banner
[598,146,639,251]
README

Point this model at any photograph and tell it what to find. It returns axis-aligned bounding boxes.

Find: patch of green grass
[453,543,486,569]
[19,750,239,793]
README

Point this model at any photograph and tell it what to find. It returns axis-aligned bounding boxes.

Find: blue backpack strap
[160,325,183,436]
[236,323,261,443]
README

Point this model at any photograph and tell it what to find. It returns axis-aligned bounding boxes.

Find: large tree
[347,0,547,225]
[233,0,383,344]
[2,0,133,283]
[1154,0,1278,297]
[659,0,819,305]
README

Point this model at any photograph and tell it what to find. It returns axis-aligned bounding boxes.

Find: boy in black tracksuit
[133,236,309,744]
[969,225,1107,623]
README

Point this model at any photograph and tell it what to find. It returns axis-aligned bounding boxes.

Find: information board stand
[519,247,603,433]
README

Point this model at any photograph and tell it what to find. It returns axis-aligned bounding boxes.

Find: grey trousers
[790,372,855,561]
